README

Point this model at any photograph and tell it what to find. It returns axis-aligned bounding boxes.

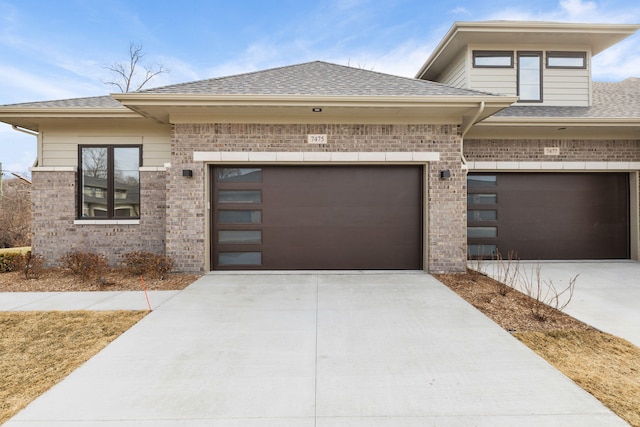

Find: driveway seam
[314,273,319,426]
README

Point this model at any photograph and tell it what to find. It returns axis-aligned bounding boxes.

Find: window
[547,51,586,69]
[473,51,513,68]
[518,52,542,102]
[79,145,141,219]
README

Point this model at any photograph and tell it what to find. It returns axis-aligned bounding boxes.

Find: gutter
[11,125,38,137]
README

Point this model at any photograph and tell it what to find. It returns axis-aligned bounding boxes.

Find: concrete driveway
[476,260,640,347]
[4,272,627,426]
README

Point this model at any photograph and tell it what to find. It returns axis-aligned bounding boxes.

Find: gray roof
[137,61,498,97]
[1,95,125,109]
[495,77,640,119]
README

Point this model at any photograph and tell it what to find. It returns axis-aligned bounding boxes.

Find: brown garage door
[467,173,629,260]
[211,165,423,270]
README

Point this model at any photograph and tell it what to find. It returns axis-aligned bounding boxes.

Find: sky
[1,0,639,178]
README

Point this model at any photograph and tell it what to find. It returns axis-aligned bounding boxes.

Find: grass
[515,330,640,427]
[0,247,31,255]
[0,311,147,424]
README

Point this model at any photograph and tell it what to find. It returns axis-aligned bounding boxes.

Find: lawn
[0,311,147,424]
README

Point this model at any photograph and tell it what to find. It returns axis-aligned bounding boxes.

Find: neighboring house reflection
[82,175,140,217]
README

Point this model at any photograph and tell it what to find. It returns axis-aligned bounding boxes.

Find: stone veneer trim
[468,161,640,170]
[194,151,441,162]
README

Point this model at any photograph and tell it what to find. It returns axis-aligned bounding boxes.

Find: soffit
[112,94,517,126]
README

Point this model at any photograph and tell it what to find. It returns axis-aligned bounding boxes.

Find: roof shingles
[137,61,498,97]
[495,77,640,119]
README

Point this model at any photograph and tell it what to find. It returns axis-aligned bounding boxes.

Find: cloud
[485,0,639,22]
[0,65,95,103]
[450,6,471,16]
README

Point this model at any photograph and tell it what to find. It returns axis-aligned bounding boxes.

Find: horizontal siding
[438,52,467,88]
[543,68,590,106]
[470,68,517,96]
[40,123,171,167]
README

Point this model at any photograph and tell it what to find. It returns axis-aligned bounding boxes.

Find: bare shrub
[61,251,108,282]
[123,251,174,279]
[518,262,579,322]
[24,254,45,280]
[493,251,519,296]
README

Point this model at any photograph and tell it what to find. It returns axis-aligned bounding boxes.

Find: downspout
[11,125,40,167]
[460,101,485,170]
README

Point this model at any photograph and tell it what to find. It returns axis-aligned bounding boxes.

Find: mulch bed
[0,268,200,292]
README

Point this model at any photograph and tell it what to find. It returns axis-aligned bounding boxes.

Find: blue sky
[1,0,639,177]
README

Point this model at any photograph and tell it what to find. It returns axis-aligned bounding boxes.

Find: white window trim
[74,219,140,225]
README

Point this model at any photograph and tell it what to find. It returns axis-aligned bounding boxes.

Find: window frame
[78,144,142,220]
[546,51,587,69]
[472,50,514,68]
[517,51,543,103]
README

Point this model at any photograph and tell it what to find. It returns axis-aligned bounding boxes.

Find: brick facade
[167,123,467,273]
[464,139,640,162]
[31,170,166,266]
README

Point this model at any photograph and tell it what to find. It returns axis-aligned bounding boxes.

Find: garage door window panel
[217,168,263,183]
[218,190,262,204]
[219,252,262,266]
[218,230,262,244]
[468,210,497,221]
[218,210,262,224]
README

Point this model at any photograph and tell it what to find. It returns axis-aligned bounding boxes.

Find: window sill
[74,219,140,225]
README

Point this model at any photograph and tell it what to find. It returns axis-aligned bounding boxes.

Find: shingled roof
[495,77,640,119]
[136,61,498,98]
[1,95,125,109]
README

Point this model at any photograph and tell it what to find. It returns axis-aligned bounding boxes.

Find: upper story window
[518,51,542,102]
[79,145,141,219]
[473,51,514,68]
[546,51,586,69]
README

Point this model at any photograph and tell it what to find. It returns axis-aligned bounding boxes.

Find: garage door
[211,165,423,270]
[467,173,629,259]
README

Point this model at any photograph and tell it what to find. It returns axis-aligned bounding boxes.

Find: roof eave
[113,93,518,107]
[416,21,640,80]
[0,108,144,132]
[481,116,640,126]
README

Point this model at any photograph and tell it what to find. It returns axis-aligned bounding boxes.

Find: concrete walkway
[0,290,180,311]
[3,272,627,426]
[475,260,640,347]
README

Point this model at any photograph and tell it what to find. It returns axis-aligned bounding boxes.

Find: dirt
[434,269,594,333]
[0,268,200,292]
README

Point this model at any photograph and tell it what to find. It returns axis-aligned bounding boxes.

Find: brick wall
[31,170,166,266]
[168,123,467,273]
[464,139,640,161]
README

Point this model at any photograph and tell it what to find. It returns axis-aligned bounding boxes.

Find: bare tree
[81,147,108,178]
[104,42,168,92]
[0,178,32,248]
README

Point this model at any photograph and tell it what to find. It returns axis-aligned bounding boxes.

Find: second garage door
[467,172,630,260]
[212,165,423,270]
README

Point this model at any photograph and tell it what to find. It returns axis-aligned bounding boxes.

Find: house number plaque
[307,134,328,144]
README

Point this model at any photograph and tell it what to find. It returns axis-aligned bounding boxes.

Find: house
[0,21,638,273]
